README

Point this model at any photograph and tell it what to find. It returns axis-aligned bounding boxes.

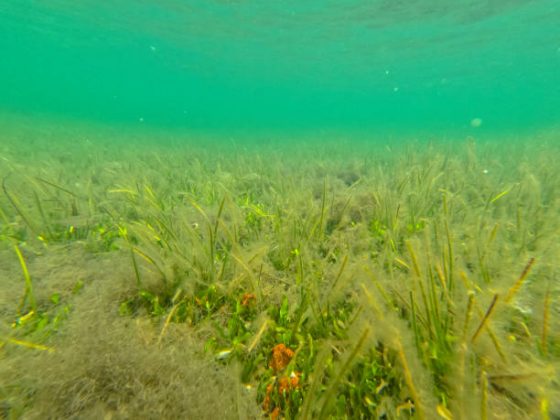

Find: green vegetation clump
[1,119,559,419]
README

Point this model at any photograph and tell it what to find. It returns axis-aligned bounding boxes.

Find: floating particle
[470,118,482,128]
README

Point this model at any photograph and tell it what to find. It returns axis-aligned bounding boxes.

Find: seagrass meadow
[0,116,559,419]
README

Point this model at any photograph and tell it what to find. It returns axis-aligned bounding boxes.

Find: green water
[1,1,559,135]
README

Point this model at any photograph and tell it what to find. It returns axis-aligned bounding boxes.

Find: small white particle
[217,349,232,360]
[470,118,482,128]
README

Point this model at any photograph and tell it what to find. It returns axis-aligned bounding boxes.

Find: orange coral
[263,372,301,419]
[269,344,294,372]
[278,376,291,395]
[290,371,301,388]
[241,293,256,306]
[263,383,274,412]
[263,371,302,418]
[264,345,298,418]
[270,407,281,419]
[279,371,302,395]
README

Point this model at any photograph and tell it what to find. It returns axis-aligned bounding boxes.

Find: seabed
[1,116,559,419]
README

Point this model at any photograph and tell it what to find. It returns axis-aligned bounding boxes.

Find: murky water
[1,1,559,134]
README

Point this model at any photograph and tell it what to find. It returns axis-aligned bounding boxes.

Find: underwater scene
[1,1,559,419]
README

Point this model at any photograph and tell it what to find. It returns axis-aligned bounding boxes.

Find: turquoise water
[1,1,559,134]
